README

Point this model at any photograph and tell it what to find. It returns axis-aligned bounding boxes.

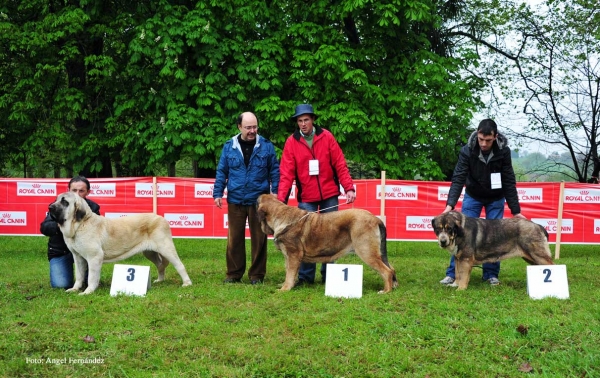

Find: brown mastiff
[256,194,397,293]
[431,211,554,289]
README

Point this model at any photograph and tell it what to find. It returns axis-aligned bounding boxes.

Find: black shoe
[223,278,241,283]
[250,279,263,285]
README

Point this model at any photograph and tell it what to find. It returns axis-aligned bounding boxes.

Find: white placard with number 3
[110,264,151,297]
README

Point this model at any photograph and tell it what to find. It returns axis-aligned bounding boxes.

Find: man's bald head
[237,112,259,141]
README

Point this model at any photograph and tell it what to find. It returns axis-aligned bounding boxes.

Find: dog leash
[273,201,350,242]
[311,200,350,214]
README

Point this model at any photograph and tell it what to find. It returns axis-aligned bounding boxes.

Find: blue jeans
[49,253,74,288]
[297,196,339,283]
[445,193,505,281]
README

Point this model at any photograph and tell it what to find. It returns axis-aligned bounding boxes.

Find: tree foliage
[0,0,482,179]
[450,0,600,183]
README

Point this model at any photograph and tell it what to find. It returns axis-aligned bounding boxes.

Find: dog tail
[539,224,549,240]
[379,222,397,284]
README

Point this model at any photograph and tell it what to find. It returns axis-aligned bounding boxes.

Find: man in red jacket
[278,104,356,286]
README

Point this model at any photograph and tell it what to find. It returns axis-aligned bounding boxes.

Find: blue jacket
[214,134,279,205]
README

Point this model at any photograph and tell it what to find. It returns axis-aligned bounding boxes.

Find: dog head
[431,211,464,252]
[256,194,277,235]
[49,192,89,226]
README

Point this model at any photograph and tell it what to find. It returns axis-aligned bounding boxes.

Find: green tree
[1,0,483,179]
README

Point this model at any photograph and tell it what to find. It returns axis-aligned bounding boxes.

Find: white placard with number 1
[325,264,363,298]
[527,265,569,299]
[110,264,151,297]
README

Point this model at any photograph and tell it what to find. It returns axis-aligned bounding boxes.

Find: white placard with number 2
[526,265,569,299]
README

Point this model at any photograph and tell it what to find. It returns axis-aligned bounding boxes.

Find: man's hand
[443,205,453,213]
[513,213,527,219]
[346,190,356,204]
[214,198,222,209]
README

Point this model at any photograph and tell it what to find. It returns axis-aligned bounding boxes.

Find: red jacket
[278,126,354,203]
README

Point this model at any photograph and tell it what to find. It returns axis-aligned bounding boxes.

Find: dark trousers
[226,203,268,281]
[297,196,339,283]
[444,193,505,280]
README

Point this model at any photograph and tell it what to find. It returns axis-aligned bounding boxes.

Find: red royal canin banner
[1,178,599,244]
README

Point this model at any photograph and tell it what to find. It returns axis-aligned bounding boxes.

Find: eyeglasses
[242,126,258,131]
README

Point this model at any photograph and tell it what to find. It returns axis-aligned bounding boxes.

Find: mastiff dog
[48,192,192,295]
[256,194,397,293]
[431,211,554,289]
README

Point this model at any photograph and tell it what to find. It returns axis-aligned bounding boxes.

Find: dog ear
[431,217,437,229]
[75,208,87,222]
[454,223,464,238]
[256,208,266,224]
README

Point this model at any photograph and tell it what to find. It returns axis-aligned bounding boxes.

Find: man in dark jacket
[214,112,280,285]
[40,176,100,288]
[439,119,526,286]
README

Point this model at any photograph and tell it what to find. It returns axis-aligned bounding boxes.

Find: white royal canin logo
[405,216,433,231]
[135,183,176,198]
[164,213,204,228]
[563,188,600,203]
[437,186,465,202]
[376,185,418,200]
[0,211,27,226]
[531,218,574,234]
[88,183,117,197]
[517,188,543,203]
[16,182,57,196]
[223,214,248,229]
[195,183,227,199]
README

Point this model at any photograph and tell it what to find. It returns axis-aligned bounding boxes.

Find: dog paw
[65,288,79,293]
[181,281,192,287]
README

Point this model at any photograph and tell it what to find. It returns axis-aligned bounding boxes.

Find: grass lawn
[1,236,598,377]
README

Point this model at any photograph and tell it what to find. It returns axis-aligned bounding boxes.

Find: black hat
[291,104,318,120]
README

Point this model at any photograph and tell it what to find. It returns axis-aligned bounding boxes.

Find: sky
[473,0,580,157]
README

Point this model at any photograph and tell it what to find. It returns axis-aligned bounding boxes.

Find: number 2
[127,268,136,282]
[543,268,552,283]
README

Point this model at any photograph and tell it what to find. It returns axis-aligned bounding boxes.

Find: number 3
[127,268,136,282]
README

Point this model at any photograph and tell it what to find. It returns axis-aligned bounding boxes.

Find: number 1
[342,268,348,281]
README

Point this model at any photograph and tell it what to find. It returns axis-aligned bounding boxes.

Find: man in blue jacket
[214,112,280,284]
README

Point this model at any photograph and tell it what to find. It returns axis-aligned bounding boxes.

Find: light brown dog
[48,192,192,295]
[256,194,397,293]
[431,211,554,289]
